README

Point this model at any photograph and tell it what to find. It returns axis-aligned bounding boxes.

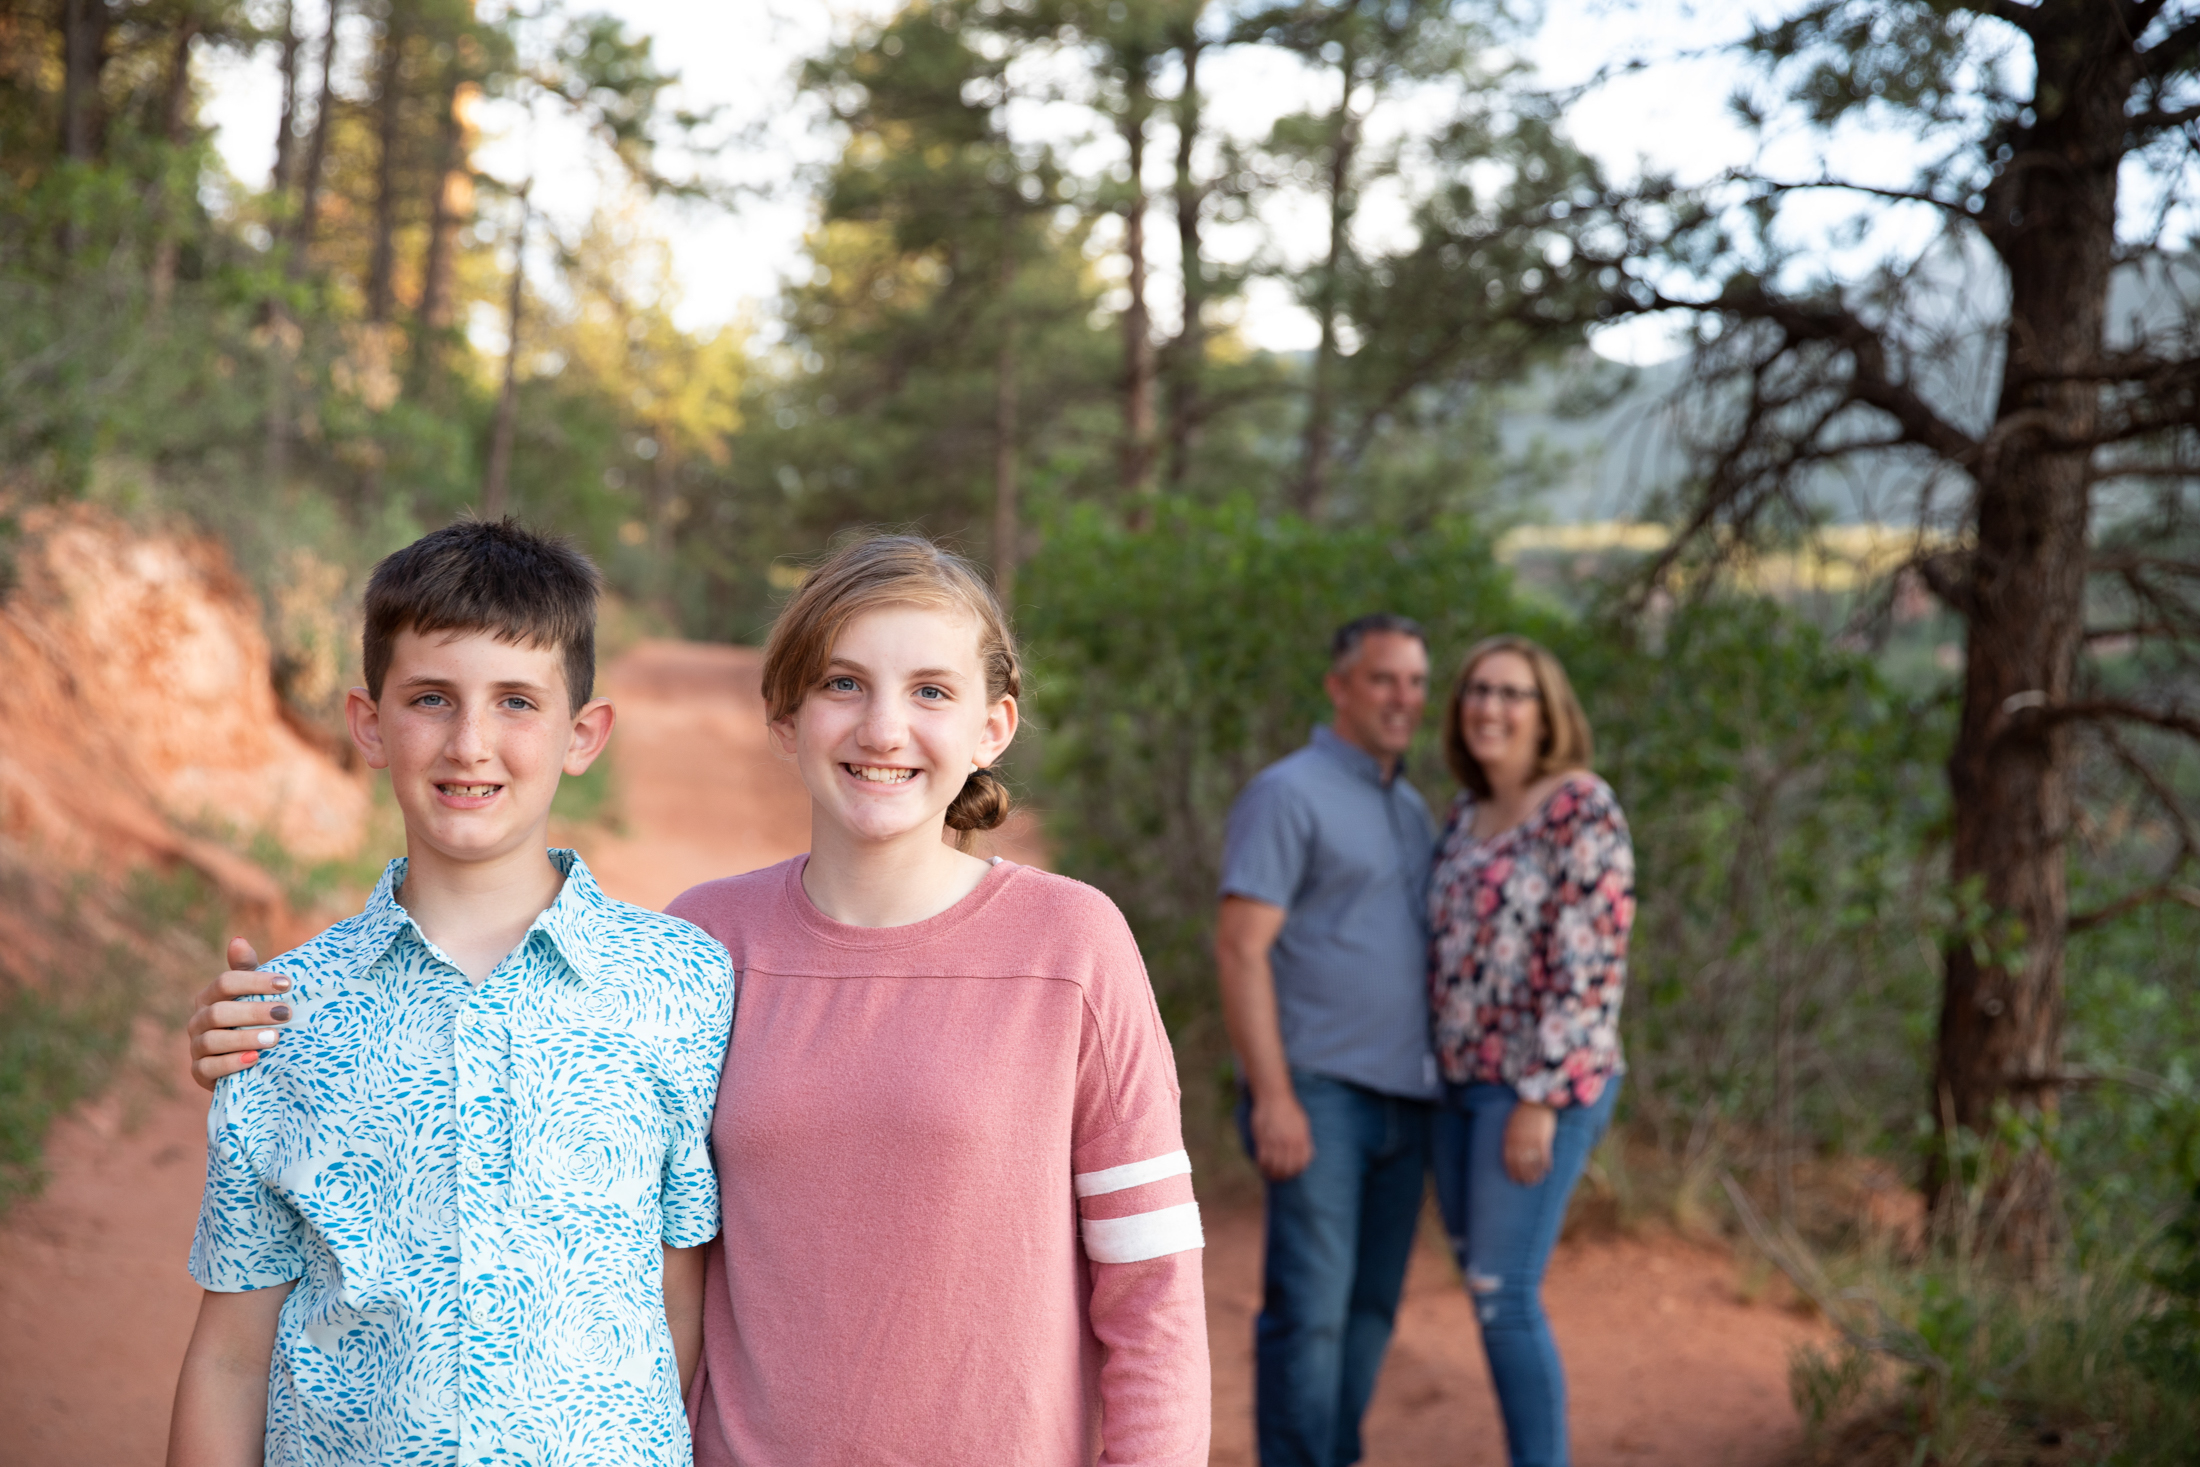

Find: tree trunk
[1119,65,1157,505]
[271,0,302,196]
[61,0,107,163]
[412,71,470,383]
[290,0,343,273]
[1163,33,1204,490]
[993,244,1020,599]
[483,186,530,517]
[366,0,406,324]
[148,18,200,317]
[1297,50,1357,518]
[1931,15,2130,1263]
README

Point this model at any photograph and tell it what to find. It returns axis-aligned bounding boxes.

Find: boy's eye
[501,696,535,711]
[416,693,450,708]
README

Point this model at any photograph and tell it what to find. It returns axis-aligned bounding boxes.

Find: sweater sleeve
[1071,902,1212,1467]
[1519,779,1636,1108]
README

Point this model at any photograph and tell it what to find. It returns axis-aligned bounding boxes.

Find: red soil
[0,638,1820,1466]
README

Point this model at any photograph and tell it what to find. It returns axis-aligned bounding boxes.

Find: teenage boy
[167,519,734,1467]
[1216,614,1438,1467]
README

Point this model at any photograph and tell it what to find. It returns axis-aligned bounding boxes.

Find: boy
[167,519,734,1467]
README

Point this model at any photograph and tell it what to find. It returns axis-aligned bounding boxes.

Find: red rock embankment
[0,506,368,947]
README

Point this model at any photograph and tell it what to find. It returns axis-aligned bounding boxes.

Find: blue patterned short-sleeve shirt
[188,850,736,1467]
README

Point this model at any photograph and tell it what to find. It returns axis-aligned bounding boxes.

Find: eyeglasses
[1463,680,1541,708]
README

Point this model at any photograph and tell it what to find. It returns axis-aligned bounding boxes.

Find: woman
[1427,634,1633,1467]
[184,535,1211,1467]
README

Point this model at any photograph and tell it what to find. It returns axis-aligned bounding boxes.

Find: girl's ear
[976,693,1019,769]
[767,713,799,759]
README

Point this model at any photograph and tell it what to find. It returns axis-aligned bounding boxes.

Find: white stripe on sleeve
[1073,1149,1193,1199]
[1081,1201,1205,1263]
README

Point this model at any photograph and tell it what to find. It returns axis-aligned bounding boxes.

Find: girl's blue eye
[917,685,945,700]
[827,676,858,692]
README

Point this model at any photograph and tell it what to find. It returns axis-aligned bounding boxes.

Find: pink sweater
[666,857,1211,1467]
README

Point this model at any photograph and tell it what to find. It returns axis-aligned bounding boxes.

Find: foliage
[1020,496,1528,1145]
[1583,598,1947,1212]
[0,862,222,1216]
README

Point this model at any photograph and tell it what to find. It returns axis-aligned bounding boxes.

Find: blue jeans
[1241,1070,1432,1467]
[1432,1079,1620,1467]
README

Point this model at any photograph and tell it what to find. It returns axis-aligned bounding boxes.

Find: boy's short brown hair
[363,517,602,712]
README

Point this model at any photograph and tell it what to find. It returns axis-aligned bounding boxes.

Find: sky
[195,1,1922,366]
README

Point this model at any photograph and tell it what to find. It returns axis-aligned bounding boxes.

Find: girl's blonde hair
[760,535,1019,849]
[1441,634,1594,798]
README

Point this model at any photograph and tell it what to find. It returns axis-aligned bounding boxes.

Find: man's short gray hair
[1330,612,1428,670]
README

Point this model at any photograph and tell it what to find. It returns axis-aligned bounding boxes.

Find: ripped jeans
[1431,1078,1619,1467]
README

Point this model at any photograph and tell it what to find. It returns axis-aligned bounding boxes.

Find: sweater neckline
[780,852,1020,951]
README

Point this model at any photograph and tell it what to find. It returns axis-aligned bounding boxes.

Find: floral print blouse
[1427,772,1635,1108]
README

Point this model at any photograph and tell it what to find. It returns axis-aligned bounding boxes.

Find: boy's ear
[346,687,390,770]
[563,697,615,776]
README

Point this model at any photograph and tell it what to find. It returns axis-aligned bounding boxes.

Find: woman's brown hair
[760,535,1019,849]
[1441,634,1594,798]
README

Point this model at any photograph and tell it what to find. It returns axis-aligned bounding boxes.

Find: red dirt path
[1,639,1819,1466]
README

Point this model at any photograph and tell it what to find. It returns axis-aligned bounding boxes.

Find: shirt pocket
[508,1028,669,1223]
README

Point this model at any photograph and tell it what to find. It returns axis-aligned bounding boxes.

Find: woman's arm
[167,1282,294,1467]
[1516,781,1635,1109]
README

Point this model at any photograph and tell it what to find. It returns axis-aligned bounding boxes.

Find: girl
[666,535,1210,1466]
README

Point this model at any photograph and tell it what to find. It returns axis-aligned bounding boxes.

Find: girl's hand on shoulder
[186,939,294,1092]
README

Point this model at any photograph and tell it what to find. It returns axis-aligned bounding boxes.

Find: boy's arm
[662,1243,709,1397]
[167,1282,294,1467]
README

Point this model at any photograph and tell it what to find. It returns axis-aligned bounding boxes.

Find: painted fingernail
[257,1030,278,1046]
[269,1005,291,1021]
[241,1051,258,1065]
[272,977,291,990]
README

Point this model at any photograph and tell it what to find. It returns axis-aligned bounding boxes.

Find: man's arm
[1215,896,1311,1181]
[662,1242,709,1397]
[167,1282,293,1467]
[186,940,293,1092]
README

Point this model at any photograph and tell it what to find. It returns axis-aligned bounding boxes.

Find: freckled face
[773,604,1017,848]
[348,628,607,868]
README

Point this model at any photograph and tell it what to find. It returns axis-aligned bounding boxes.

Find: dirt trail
[1,639,1816,1466]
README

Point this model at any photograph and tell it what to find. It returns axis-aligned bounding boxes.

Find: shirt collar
[529,849,612,985]
[349,848,610,985]
[1310,723,1405,788]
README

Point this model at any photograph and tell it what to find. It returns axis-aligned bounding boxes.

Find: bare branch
[2144,11,2200,75]
[2031,698,2200,741]
[2127,101,2200,135]
[2068,883,2200,932]
[1642,283,1983,465]
[1758,176,1978,217]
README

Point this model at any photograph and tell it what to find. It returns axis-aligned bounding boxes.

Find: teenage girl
[188,535,1211,1467]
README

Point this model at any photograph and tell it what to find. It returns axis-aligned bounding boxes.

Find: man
[1217,613,1438,1467]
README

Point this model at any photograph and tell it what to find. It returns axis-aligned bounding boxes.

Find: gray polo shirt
[1219,724,1439,1100]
